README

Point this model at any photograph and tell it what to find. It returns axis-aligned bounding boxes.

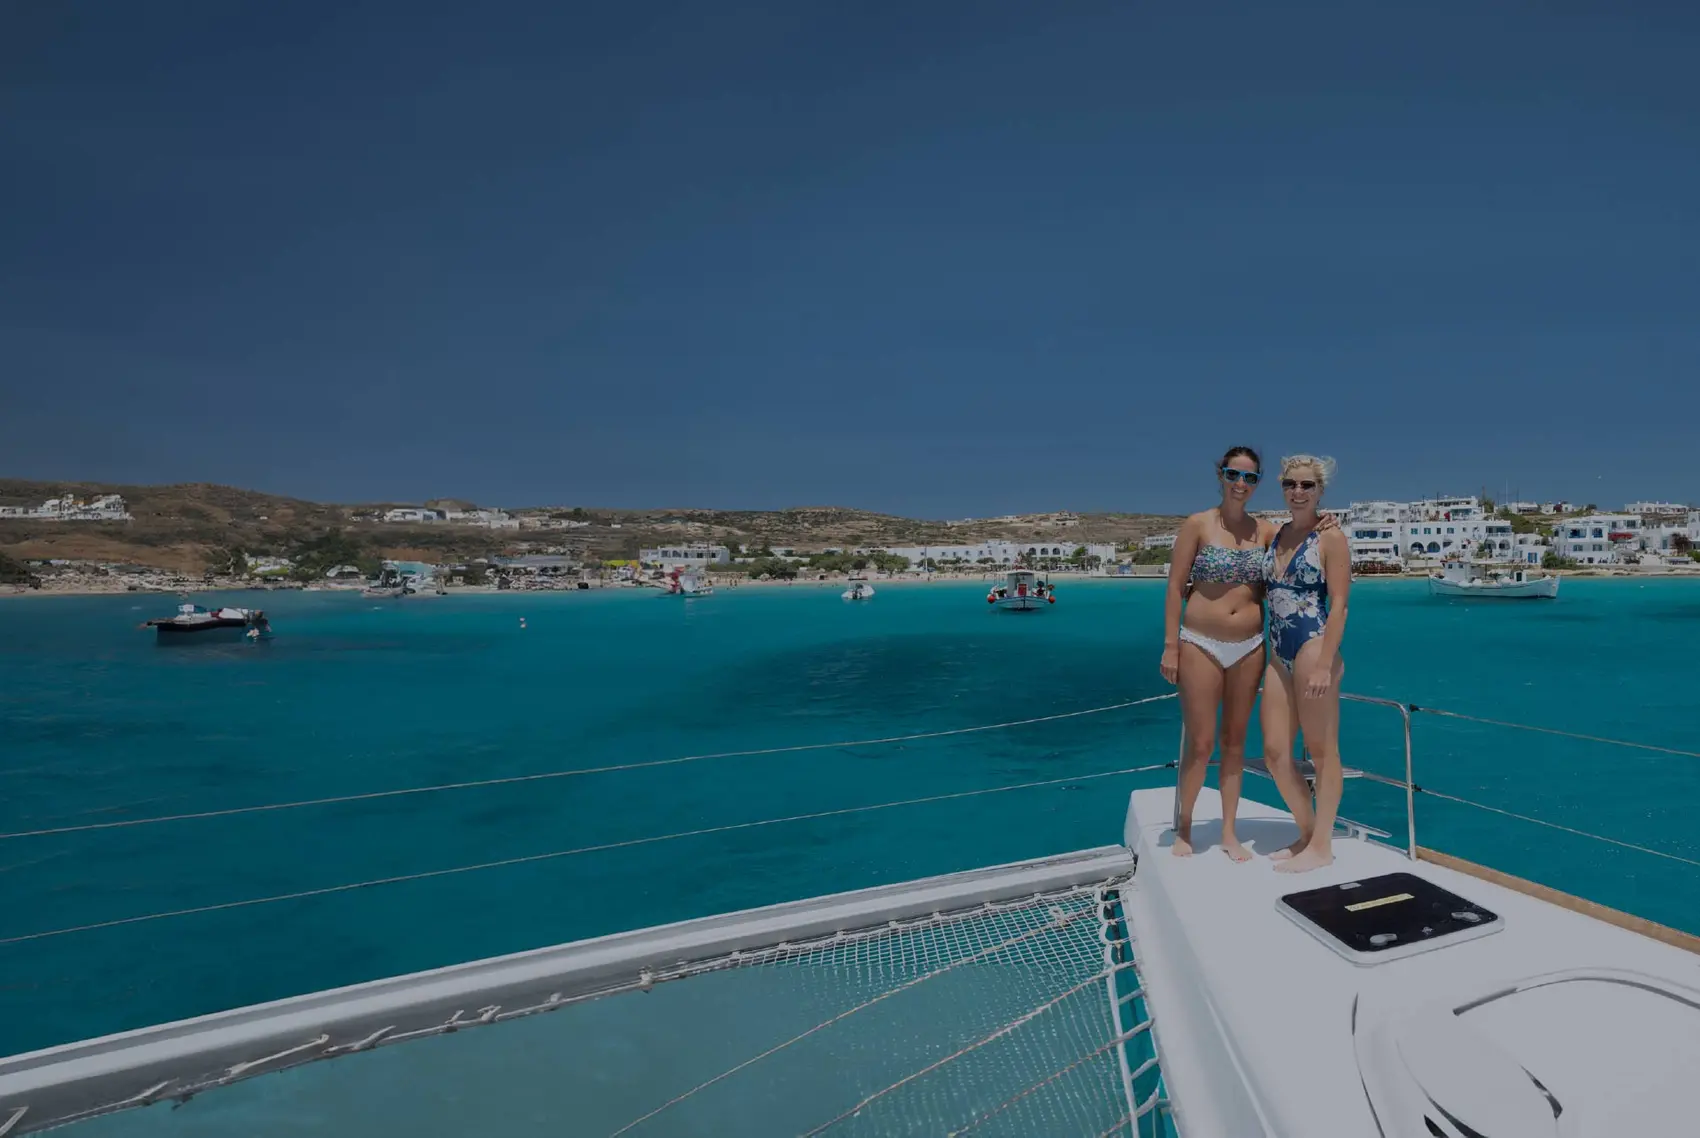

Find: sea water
[1,579,1697,1057]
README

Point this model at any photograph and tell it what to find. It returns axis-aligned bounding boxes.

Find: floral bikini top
[1190,543,1264,586]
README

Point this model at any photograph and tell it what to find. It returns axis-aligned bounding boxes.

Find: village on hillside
[1,483,1696,595]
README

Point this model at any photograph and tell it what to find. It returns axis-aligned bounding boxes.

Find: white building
[1346,522,1401,568]
[383,507,444,524]
[1637,512,1700,558]
[0,494,132,522]
[1141,534,1178,551]
[1345,501,1402,524]
[1640,523,1687,554]
[1555,515,1642,565]
[1511,534,1548,565]
[641,544,732,568]
[1342,502,1403,567]
[1624,501,1688,516]
[1332,496,1530,564]
[444,508,520,529]
[521,516,591,530]
[1397,496,1520,561]
[882,541,1114,567]
[1503,501,1542,515]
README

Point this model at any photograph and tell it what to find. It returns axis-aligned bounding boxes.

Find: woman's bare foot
[1220,839,1252,863]
[1268,835,1310,861]
[1274,848,1334,873]
[1171,833,1194,857]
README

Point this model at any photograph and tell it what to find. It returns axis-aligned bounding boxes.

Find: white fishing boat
[663,568,713,597]
[3,694,1696,1137]
[142,603,271,642]
[986,568,1054,610]
[842,582,875,601]
[1429,560,1559,599]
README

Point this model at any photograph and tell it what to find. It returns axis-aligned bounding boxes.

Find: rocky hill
[0,480,1183,572]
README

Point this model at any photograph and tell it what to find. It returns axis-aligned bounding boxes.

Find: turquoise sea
[2,579,1698,1060]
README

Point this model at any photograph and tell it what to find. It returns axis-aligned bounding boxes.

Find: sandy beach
[7,563,1698,601]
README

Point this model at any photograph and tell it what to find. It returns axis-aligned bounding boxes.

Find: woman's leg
[1275,643,1345,874]
[1259,657,1313,858]
[1172,639,1223,856]
[1216,642,1264,862]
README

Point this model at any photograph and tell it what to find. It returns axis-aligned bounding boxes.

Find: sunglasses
[1220,468,1261,485]
[1281,479,1319,491]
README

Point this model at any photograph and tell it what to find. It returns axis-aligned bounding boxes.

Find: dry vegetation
[0,480,1183,571]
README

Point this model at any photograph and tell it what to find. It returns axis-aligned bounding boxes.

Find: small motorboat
[662,568,714,598]
[144,604,271,642]
[1429,560,1559,599]
[987,569,1054,611]
[842,582,875,601]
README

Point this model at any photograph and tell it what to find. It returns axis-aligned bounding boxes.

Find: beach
[9,562,1700,601]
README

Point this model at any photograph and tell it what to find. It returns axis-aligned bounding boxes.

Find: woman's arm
[1307,529,1352,697]
[1160,516,1202,684]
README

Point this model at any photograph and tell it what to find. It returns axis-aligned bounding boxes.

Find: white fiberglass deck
[1124,787,1700,1138]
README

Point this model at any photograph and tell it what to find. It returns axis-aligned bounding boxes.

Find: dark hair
[1218,445,1261,474]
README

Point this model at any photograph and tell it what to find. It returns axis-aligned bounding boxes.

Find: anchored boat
[842,582,875,601]
[663,568,714,597]
[142,603,270,642]
[987,568,1054,610]
[1429,559,1559,599]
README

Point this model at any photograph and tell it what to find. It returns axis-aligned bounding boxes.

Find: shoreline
[7,567,1700,600]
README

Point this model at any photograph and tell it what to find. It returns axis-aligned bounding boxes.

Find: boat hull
[153,620,255,643]
[994,595,1050,611]
[1428,576,1558,599]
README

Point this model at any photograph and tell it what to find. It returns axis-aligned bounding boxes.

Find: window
[1423,527,1432,535]
[1592,529,1604,539]
[1447,527,1455,534]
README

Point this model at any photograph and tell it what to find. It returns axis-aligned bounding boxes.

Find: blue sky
[3,2,1697,516]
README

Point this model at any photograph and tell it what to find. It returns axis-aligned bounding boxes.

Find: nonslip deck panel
[1277,872,1503,964]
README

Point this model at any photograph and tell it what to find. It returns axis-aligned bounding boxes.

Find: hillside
[0,480,1183,572]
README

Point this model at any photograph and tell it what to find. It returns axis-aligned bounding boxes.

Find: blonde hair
[1280,454,1337,488]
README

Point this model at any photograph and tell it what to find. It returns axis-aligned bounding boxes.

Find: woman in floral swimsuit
[1261,455,1352,874]
[1159,446,1276,862]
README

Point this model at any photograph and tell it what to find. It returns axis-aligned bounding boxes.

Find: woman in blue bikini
[1262,455,1352,874]
[1160,446,1277,861]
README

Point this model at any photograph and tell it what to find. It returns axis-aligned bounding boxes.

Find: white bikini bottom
[1179,627,1264,669]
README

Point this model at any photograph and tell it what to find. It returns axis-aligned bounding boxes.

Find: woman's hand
[1303,657,1335,699]
[1316,512,1340,532]
[1160,645,1179,685]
